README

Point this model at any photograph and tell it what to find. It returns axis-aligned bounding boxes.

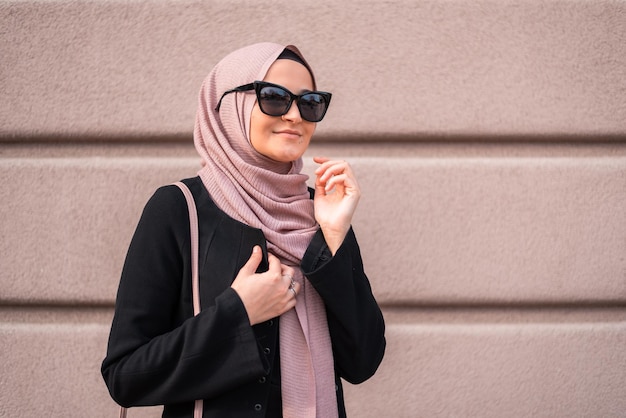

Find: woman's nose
[281,101,302,122]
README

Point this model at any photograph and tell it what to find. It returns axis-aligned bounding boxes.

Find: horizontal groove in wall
[0,134,193,143]
[381,303,626,323]
[2,133,626,144]
[1,303,624,326]
[2,139,626,159]
[0,305,113,324]
[318,133,626,144]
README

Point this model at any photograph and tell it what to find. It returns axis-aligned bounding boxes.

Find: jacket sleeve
[101,185,267,407]
[301,228,386,384]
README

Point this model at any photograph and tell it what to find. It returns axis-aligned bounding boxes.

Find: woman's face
[249,58,316,163]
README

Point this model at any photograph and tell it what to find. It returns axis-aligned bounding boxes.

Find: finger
[266,253,282,273]
[313,156,330,165]
[288,281,301,298]
[281,266,295,281]
[240,246,263,275]
[313,157,337,174]
[315,162,345,191]
[316,161,350,183]
[313,157,340,176]
[314,172,330,196]
[323,173,349,192]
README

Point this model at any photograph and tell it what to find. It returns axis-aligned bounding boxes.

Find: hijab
[193,42,338,418]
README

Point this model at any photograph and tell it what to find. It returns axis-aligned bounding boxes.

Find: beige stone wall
[1,1,625,417]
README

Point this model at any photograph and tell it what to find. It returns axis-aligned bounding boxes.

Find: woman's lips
[275,130,301,140]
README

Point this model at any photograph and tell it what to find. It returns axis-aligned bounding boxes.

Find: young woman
[102,42,386,418]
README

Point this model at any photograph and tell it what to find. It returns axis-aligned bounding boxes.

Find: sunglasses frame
[215,81,332,123]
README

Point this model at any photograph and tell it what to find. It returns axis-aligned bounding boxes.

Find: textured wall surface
[1,0,625,417]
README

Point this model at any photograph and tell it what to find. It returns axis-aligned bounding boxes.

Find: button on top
[254,403,262,411]
[263,347,271,355]
[258,376,266,384]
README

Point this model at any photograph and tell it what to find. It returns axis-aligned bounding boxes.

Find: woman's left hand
[313,157,361,255]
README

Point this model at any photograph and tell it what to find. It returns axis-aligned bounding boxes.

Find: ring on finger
[289,287,297,297]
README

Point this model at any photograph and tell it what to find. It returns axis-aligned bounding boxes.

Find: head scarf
[194,42,338,418]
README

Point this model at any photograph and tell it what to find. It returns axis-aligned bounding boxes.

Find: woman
[101,42,386,418]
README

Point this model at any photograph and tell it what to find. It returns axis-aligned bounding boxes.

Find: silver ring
[289,287,297,297]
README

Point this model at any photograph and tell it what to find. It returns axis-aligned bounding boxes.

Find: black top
[101,176,386,418]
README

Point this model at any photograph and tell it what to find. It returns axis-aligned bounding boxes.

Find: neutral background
[1,1,625,417]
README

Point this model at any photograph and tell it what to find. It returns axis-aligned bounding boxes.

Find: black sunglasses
[215,81,332,123]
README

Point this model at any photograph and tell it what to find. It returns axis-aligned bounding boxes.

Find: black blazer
[101,176,385,417]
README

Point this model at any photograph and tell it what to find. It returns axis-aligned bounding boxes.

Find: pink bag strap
[119,182,203,418]
[174,182,202,317]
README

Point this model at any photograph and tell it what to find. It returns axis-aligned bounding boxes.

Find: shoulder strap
[172,182,204,418]
[119,182,203,418]
[173,182,201,316]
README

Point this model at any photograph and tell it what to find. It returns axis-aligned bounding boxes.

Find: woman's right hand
[231,246,300,326]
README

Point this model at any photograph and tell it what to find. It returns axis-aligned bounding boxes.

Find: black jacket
[101,176,386,417]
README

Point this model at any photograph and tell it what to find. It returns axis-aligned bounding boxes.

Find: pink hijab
[194,42,338,418]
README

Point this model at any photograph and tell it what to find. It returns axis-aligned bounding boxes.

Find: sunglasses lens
[298,93,328,122]
[258,86,291,116]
